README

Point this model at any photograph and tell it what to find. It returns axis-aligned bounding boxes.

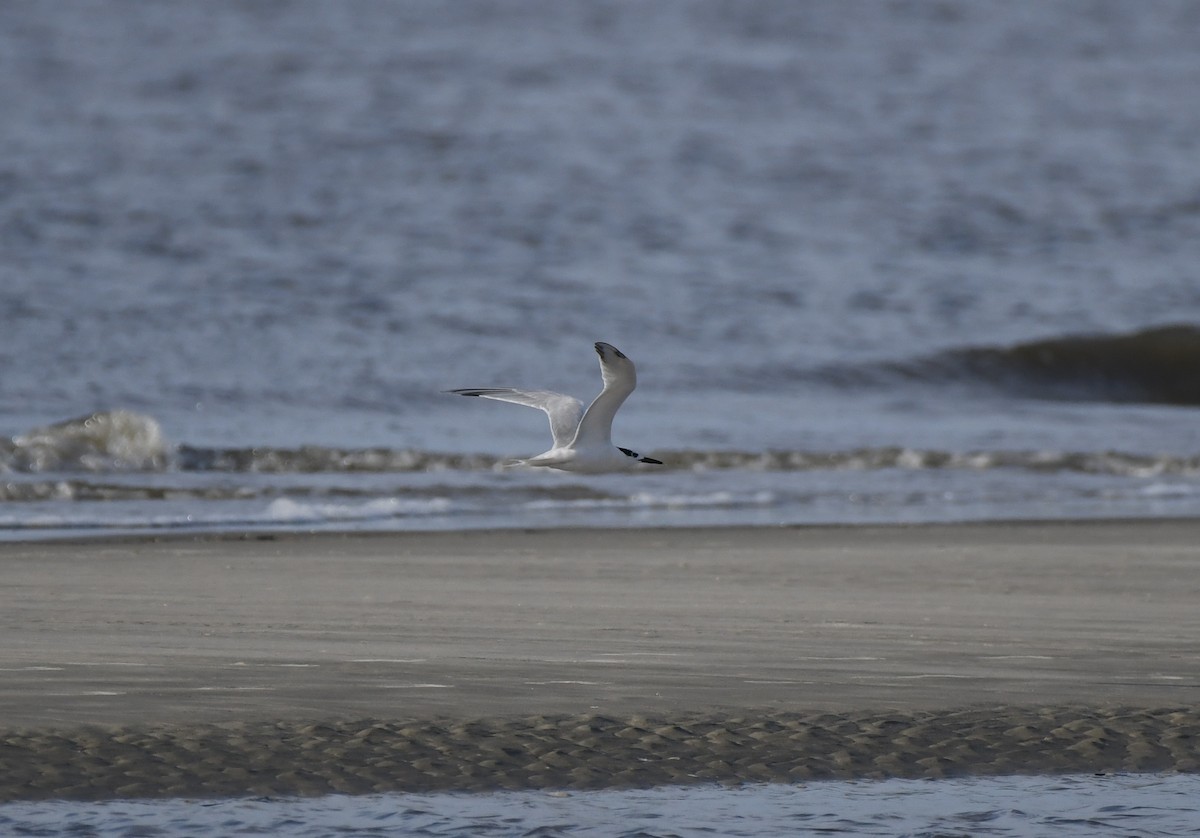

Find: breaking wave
[4,409,1200,484]
[3,411,1198,536]
[162,442,1200,480]
[3,406,1200,490]
[816,324,1200,405]
[1,411,169,472]
[174,445,499,474]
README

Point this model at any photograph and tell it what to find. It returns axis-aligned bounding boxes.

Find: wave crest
[3,411,169,473]
[943,324,1200,405]
[812,324,1200,405]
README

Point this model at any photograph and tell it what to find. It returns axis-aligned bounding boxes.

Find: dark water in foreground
[2,774,1198,837]
[4,1,1200,536]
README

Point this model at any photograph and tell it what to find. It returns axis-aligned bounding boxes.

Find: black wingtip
[595,342,627,359]
[618,447,661,464]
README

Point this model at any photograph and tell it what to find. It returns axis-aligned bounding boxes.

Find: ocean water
[2,774,1199,837]
[3,0,1200,537]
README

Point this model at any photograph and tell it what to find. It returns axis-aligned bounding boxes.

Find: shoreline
[3,520,1198,800]
[8,512,1200,546]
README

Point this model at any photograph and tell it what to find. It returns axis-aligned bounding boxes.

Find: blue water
[3,0,1200,535]
[2,775,1198,837]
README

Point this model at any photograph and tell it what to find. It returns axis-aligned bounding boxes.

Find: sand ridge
[2,706,1198,801]
[2,521,1199,799]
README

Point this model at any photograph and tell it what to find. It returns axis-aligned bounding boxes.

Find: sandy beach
[2,520,1198,800]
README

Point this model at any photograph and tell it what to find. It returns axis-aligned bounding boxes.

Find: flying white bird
[447,342,663,472]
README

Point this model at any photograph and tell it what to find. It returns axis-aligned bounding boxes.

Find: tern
[447,342,663,472]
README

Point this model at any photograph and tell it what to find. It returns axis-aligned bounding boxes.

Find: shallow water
[3,1,1200,537]
[2,774,1198,837]
[3,411,1200,539]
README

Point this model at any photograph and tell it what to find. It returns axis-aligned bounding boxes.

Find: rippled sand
[2,708,1198,801]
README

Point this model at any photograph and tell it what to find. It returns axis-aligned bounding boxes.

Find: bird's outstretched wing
[573,342,637,448]
[446,388,584,449]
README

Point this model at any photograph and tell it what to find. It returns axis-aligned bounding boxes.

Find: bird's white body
[448,342,662,472]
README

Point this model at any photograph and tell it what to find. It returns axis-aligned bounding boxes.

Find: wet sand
[2,521,1199,800]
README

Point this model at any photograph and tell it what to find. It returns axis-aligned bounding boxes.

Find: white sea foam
[1139,482,1195,497]
[522,490,776,512]
[5,411,168,472]
[264,497,453,523]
